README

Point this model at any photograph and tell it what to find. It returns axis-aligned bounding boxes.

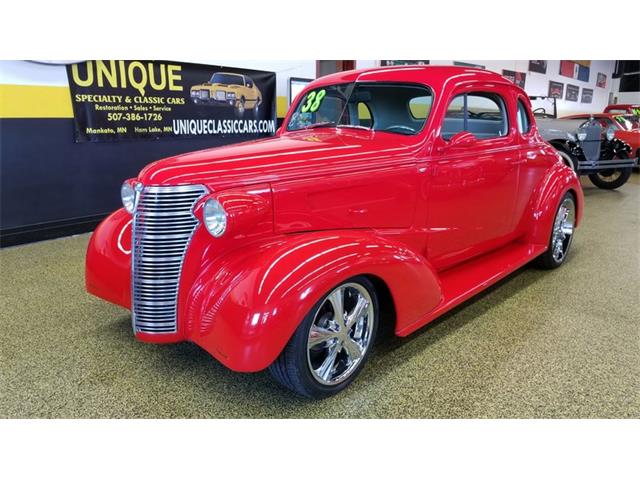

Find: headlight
[203,198,227,237]
[121,181,140,214]
[606,128,615,141]
[577,130,587,141]
[226,92,236,99]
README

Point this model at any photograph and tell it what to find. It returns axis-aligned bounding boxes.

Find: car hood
[536,118,585,141]
[192,83,244,90]
[137,130,422,189]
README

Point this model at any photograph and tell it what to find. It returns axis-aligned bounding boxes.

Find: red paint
[86,66,583,372]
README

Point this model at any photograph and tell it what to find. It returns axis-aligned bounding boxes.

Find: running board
[397,242,547,336]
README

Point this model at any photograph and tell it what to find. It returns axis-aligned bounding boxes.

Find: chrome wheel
[551,196,576,263]
[306,282,375,386]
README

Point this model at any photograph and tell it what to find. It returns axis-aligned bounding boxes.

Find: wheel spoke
[343,337,363,364]
[345,295,369,330]
[316,344,340,381]
[327,289,345,325]
[308,325,338,348]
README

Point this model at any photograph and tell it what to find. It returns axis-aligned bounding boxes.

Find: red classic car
[86,66,584,398]
[562,113,640,164]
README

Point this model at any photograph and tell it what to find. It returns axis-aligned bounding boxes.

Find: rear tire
[268,276,379,399]
[535,192,576,269]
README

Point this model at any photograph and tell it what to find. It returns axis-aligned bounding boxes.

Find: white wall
[358,60,617,116]
[3,60,630,115]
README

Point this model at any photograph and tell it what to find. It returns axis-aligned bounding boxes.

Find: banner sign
[66,61,276,142]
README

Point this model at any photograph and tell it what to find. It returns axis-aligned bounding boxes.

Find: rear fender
[524,162,584,246]
[186,230,442,372]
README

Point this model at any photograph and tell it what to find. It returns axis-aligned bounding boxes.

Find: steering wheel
[533,107,546,115]
[381,124,416,134]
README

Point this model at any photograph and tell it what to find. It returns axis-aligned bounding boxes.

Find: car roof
[308,65,513,90]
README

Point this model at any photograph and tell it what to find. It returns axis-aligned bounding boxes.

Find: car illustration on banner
[87,66,584,398]
[190,71,262,117]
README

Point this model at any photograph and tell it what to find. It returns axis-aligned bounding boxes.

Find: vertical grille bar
[131,184,207,334]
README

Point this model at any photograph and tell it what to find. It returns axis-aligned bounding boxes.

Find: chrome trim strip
[131,184,207,334]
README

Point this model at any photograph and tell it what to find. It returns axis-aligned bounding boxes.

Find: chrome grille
[216,90,226,100]
[131,184,207,334]
[579,122,602,164]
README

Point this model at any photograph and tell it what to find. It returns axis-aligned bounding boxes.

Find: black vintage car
[531,96,635,189]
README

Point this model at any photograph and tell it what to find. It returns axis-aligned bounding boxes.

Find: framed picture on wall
[566,84,580,102]
[548,80,564,99]
[581,88,594,104]
[559,60,591,82]
[289,77,312,105]
[528,60,547,74]
[596,72,607,88]
[380,60,429,66]
[502,69,527,89]
[453,61,485,69]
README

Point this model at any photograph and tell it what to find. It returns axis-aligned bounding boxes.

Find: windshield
[613,114,640,130]
[210,73,244,86]
[286,82,433,135]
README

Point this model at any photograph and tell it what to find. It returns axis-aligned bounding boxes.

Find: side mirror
[447,131,478,149]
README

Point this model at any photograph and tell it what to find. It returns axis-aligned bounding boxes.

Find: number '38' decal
[301,89,327,113]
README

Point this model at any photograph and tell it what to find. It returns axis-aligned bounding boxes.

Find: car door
[425,89,521,271]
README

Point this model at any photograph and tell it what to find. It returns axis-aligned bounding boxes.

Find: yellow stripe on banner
[0,84,73,118]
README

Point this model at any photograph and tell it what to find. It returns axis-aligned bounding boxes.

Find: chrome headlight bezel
[226,92,236,99]
[606,127,615,141]
[121,181,142,214]
[203,198,228,237]
[121,181,135,214]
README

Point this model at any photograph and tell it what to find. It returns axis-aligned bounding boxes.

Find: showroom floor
[1,176,638,418]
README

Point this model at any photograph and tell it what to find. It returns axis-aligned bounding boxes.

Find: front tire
[268,276,379,399]
[535,192,576,269]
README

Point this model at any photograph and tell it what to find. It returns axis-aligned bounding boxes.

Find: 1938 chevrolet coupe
[86,66,583,398]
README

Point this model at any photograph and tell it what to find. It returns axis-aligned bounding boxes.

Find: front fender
[186,230,442,372]
[85,208,132,309]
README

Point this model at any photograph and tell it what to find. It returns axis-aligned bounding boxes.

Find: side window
[357,102,373,128]
[409,96,433,120]
[517,99,531,134]
[443,92,508,140]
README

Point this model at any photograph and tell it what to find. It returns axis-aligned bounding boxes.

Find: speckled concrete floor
[1,176,639,418]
